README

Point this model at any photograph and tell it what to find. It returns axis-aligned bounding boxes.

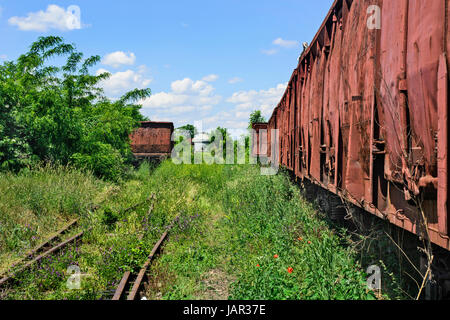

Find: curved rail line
[122,193,155,215]
[0,195,155,289]
[112,215,180,301]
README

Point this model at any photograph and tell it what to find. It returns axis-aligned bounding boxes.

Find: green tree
[209,126,230,160]
[177,124,197,139]
[0,36,151,180]
[248,110,266,129]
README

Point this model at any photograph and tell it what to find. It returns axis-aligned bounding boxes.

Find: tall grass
[1,161,380,300]
[145,164,376,300]
[0,164,109,272]
[220,166,372,299]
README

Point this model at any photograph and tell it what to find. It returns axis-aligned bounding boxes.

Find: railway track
[122,194,155,216]
[0,195,155,290]
[0,219,84,287]
[112,215,180,300]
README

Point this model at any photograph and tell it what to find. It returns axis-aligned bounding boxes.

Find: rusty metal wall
[267,0,449,250]
[251,123,269,157]
[130,122,174,156]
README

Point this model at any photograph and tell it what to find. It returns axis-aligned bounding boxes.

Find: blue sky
[0,0,333,136]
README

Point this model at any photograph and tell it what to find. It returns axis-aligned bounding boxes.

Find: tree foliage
[209,126,230,159]
[248,110,266,129]
[177,124,197,139]
[0,36,150,180]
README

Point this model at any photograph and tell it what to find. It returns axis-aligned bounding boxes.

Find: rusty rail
[0,219,79,281]
[0,228,87,287]
[25,219,79,260]
[1,195,156,291]
[112,215,179,301]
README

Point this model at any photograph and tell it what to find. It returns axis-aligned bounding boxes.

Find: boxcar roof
[139,121,174,129]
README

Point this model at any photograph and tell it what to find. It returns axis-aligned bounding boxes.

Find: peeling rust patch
[265,0,449,250]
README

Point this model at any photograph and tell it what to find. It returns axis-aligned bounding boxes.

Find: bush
[0,36,151,180]
[71,143,124,182]
[101,206,119,227]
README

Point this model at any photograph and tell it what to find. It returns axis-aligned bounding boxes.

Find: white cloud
[139,78,285,137]
[8,5,82,32]
[142,92,187,108]
[261,49,278,56]
[96,68,152,97]
[170,78,215,96]
[273,38,299,48]
[141,77,221,110]
[137,65,147,73]
[0,54,7,60]
[201,74,219,82]
[228,77,243,84]
[227,83,287,119]
[229,83,286,132]
[181,82,287,135]
[102,51,136,68]
[159,106,196,115]
[139,77,222,129]
[200,111,248,135]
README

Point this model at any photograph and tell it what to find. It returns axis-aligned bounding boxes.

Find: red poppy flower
[256,264,260,267]
[298,237,303,241]
[307,241,312,244]
[274,254,279,259]
[287,267,293,274]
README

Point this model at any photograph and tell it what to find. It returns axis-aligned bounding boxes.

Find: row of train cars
[131,0,450,298]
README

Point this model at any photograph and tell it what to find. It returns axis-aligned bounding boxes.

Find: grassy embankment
[1,161,380,300]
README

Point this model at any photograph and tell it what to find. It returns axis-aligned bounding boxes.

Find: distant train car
[251,123,268,157]
[130,121,174,160]
[262,0,449,295]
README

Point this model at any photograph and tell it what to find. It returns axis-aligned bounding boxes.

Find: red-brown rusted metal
[23,219,78,261]
[127,222,172,300]
[111,195,157,300]
[111,214,179,301]
[112,271,131,300]
[0,229,86,287]
[130,121,174,159]
[266,0,449,251]
[251,123,268,157]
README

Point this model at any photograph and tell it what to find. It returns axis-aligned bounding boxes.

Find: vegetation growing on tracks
[1,162,181,299]
[144,163,377,300]
[0,165,108,274]
[1,161,391,300]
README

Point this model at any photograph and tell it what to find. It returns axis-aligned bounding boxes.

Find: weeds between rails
[112,204,179,301]
[0,195,155,292]
[0,219,83,288]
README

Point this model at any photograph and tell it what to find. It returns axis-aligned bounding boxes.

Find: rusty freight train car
[130,121,174,160]
[259,0,449,285]
[251,123,268,157]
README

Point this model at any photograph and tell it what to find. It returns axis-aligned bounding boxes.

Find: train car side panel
[130,122,174,158]
[266,0,449,250]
